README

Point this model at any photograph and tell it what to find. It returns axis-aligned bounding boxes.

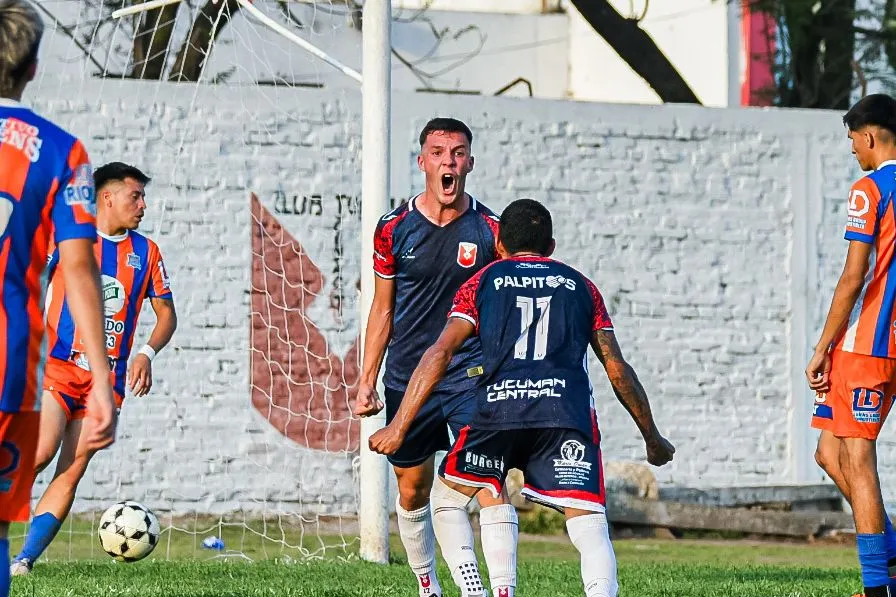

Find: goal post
[34,0,394,565]
[358,0,392,566]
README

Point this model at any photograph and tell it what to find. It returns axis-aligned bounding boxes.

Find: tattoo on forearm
[594,331,655,436]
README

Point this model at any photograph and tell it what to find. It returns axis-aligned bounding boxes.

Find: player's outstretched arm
[591,329,674,467]
[128,298,177,397]
[354,276,396,417]
[806,240,872,393]
[369,318,475,455]
[57,238,117,453]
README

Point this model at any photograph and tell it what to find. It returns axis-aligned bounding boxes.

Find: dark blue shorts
[384,386,475,468]
[439,426,606,513]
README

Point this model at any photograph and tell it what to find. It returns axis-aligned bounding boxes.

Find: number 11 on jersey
[515,296,552,360]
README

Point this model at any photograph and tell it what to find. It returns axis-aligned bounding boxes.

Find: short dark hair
[94,162,151,192]
[499,199,553,255]
[418,117,473,148]
[843,94,896,136]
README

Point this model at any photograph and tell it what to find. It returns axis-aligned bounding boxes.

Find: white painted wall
[17,73,871,516]
[567,0,733,106]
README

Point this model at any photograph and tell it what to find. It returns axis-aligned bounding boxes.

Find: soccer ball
[97,501,160,562]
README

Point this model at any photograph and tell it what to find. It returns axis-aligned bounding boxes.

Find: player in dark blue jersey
[371,199,675,597]
[354,118,516,597]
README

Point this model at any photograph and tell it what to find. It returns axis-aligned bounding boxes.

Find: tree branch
[31,2,107,75]
[570,0,701,104]
[130,2,181,79]
[169,0,241,82]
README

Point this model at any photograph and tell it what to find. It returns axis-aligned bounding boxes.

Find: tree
[35,0,245,82]
[39,0,483,87]
[133,0,243,81]
[741,0,896,108]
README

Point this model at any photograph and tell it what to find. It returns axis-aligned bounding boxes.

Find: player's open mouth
[441,174,457,194]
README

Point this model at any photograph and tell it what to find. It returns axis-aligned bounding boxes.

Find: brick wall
[23,81,868,515]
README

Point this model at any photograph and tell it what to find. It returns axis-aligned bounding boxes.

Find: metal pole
[359,0,391,565]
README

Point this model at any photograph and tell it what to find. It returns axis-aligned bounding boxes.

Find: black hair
[94,162,151,192]
[499,199,553,255]
[418,117,473,148]
[843,94,896,137]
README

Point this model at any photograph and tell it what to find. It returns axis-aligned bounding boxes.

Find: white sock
[397,499,443,597]
[566,513,618,597]
[479,504,518,596]
[431,478,487,597]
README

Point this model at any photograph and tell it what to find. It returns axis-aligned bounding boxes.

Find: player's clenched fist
[353,382,384,417]
[368,424,404,455]
[645,434,675,467]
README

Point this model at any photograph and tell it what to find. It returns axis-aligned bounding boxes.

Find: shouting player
[370,199,675,597]
[808,94,896,597]
[11,162,175,575]
[0,1,116,594]
[354,118,516,597]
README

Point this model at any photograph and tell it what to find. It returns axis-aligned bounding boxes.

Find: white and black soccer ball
[97,501,160,562]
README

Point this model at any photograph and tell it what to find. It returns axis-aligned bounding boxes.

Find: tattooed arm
[590,329,675,466]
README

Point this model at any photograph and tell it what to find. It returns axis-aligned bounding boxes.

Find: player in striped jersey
[11,163,176,575]
[0,2,116,594]
[809,94,896,597]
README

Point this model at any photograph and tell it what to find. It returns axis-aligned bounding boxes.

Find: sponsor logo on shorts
[0,441,20,493]
[464,451,505,474]
[852,388,888,423]
[812,391,834,419]
[552,439,592,488]
[555,440,589,469]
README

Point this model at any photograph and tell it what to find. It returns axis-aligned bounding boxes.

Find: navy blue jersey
[374,195,499,392]
[449,256,613,437]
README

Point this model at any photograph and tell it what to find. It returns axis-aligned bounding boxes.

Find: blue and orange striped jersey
[836,161,896,358]
[45,230,172,396]
[0,99,96,413]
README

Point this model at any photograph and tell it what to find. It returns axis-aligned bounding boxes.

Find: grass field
[6,518,864,596]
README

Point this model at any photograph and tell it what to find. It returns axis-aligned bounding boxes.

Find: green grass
[6,518,864,596]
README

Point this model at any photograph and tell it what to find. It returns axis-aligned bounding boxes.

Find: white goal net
[24,0,375,562]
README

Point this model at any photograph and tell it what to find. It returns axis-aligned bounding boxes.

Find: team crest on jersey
[457,242,477,268]
[126,253,142,269]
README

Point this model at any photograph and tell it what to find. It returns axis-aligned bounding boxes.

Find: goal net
[24,0,376,562]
